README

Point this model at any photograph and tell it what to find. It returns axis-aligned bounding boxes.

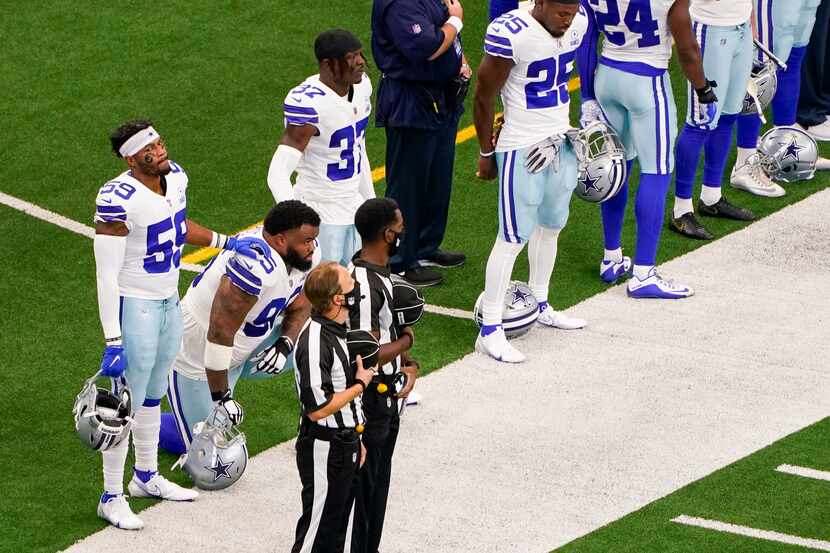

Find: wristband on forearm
[447,16,463,34]
[211,388,230,402]
[210,232,229,250]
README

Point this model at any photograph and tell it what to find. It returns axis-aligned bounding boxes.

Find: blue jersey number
[492,13,529,34]
[243,297,287,337]
[327,116,369,181]
[99,181,137,200]
[289,84,326,103]
[589,0,660,48]
[525,51,576,109]
[144,208,187,274]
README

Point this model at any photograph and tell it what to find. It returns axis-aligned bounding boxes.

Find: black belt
[299,421,359,443]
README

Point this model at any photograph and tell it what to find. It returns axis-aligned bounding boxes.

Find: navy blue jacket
[372,0,464,129]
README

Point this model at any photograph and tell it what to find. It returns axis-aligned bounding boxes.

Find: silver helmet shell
[741,60,778,116]
[757,126,818,183]
[473,281,539,338]
[569,121,627,203]
[72,373,133,451]
[179,407,248,491]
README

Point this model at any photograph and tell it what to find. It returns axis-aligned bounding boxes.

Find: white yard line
[672,515,830,551]
[776,464,830,482]
[423,303,474,320]
[64,189,830,553]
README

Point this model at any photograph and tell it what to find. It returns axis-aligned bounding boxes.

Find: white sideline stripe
[0,190,472,319]
[0,190,203,273]
[776,464,830,482]
[671,515,830,551]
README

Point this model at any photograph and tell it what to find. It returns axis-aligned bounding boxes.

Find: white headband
[119,126,160,157]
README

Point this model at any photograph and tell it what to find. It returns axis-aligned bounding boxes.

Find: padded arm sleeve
[93,234,126,340]
[266,145,302,203]
[576,2,599,101]
[358,145,375,200]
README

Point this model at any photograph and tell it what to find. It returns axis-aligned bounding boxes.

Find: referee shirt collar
[312,313,348,338]
[351,250,391,277]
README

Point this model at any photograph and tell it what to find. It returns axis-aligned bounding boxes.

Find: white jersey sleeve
[690,0,752,26]
[284,74,373,225]
[593,0,675,70]
[94,162,188,300]
[489,8,587,151]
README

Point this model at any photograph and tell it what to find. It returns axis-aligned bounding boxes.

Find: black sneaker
[398,266,443,287]
[669,212,714,240]
[697,197,756,221]
[418,250,466,268]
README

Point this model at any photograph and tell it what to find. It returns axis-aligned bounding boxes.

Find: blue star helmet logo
[510,286,532,307]
[581,170,601,194]
[207,454,235,482]
[781,138,804,160]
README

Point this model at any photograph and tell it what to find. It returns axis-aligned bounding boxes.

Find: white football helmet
[174,406,249,491]
[568,121,627,203]
[741,60,778,119]
[757,126,818,182]
[473,281,539,338]
[73,372,133,451]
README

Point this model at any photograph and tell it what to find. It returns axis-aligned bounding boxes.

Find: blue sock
[159,412,187,455]
[736,113,763,148]
[702,113,737,186]
[674,124,708,200]
[633,173,671,266]
[480,324,501,337]
[489,0,518,20]
[134,467,156,483]
[600,159,634,250]
[772,46,807,126]
[100,491,121,503]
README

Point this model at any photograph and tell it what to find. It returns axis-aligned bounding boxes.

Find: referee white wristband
[447,16,463,34]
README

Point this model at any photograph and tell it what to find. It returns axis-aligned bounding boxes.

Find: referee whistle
[356,423,364,434]
[377,383,388,394]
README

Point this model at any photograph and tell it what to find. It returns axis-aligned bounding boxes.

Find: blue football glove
[100,344,127,377]
[694,80,719,128]
[225,235,270,260]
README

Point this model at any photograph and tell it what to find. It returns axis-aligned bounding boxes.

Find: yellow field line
[183,77,581,265]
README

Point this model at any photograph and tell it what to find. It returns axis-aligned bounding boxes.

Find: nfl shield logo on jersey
[411,23,421,34]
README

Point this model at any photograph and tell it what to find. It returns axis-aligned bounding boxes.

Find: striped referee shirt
[293,315,364,429]
[348,256,400,376]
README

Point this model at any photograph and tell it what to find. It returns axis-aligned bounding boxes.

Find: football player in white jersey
[580,0,716,299]
[93,120,266,529]
[473,0,590,363]
[267,29,374,267]
[159,201,321,456]
[670,0,757,240]
[732,0,827,194]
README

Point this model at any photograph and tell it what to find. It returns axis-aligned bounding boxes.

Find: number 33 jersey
[486,6,589,152]
[283,74,373,225]
[177,228,321,378]
[93,163,188,300]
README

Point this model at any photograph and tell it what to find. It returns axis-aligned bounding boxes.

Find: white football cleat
[475,327,525,363]
[128,471,199,501]
[537,307,586,329]
[801,118,830,142]
[97,494,144,531]
[627,268,694,299]
[815,156,830,171]
[600,256,632,283]
[730,160,785,197]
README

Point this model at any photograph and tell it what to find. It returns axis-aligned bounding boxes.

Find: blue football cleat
[600,256,632,284]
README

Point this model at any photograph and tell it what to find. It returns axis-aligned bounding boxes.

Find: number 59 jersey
[485,7,590,152]
[93,163,188,300]
[177,228,320,379]
[590,0,675,70]
[283,74,372,225]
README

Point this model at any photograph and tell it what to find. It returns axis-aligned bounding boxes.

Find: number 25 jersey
[485,7,589,152]
[93,163,188,300]
[283,74,372,225]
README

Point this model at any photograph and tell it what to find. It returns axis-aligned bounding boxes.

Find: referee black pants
[350,391,400,553]
[292,432,360,553]
[384,123,458,273]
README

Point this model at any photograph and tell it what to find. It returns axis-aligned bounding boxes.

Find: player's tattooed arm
[205,276,258,393]
[668,0,707,89]
[473,54,513,179]
[281,291,312,345]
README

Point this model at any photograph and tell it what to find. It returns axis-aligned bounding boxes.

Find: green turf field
[2,2,828,552]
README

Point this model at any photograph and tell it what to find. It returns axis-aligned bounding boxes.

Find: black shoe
[418,250,466,268]
[669,212,714,240]
[697,197,756,221]
[398,266,443,287]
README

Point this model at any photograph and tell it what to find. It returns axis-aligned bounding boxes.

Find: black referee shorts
[292,427,361,553]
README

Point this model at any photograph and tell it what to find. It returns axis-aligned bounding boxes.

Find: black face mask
[387,229,404,257]
[342,282,362,314]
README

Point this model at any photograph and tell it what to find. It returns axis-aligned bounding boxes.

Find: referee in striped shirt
[292,261,376,553]
[348,198,419,553]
